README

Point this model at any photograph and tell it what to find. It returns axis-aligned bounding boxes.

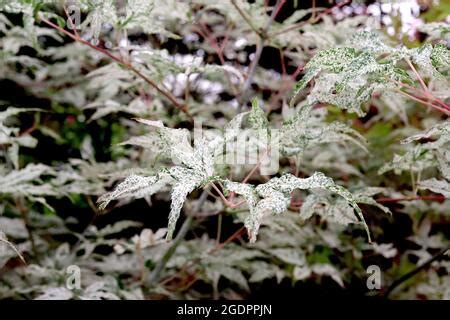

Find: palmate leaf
[99,119,222,240]
[132,118,198,170]
[381,120,450,200]
[290,47,358,107]
[352,188,392,215]
[201,244,264,291]
[300,194,358,225]
[78,0,118,43]
[260,173,371,241]
[98,109,254,239]
[120,0,189,38]
[279,104,367,156]
[380,120,450,176]
[225,172,372,243]
[298,144,363,177]
[300,187,391,227]
[223,180,261,242]
[291,47,384,116]
[205,265,250,292]
[269,248,307,267]
[84,98,151,122]
[290,31,449,115]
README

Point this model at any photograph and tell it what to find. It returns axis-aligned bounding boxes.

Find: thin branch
[406,58,428,93]
[216,213,222,244]
[391,79,450,112]
[15,198,39,262]
[174,273,199,292]
[404,59,450,111]
[430,95,450,111]
[230,0,263,37]
[279,48,287,76]
[196,22,226,64]
[237,41,264,113]
[212,183,231,205]
[384,246,450,298]
[242,163,260,184]
[212,183,246,208]
[395,89,450,115]
[269,0,350,37]
[375,195,446,203]
[148,216,194,285]
[210,226,246,254]
[0,236,27,266]
[192,22,239,95]
[39,15,192,119]
[135,241,146,284]
[237,0,286,112]
[63,4,79,38]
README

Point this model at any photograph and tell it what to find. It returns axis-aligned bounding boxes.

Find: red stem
[270,0,351,37]
[40,16,191,118]
[375,195,446,203]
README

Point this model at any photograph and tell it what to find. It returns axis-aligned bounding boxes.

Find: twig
[212,183,232,206]
[404,59,450,111]
[375,195,446,203]
[0,236,27,266]
[216,213,222,244]
[15,198,39,262]
[279,48,287,76]
[136,242,146,284]
[242,163,260,184]
[230,0,264,37]
[211,183,246,208]
[237,0,286,112]
[210,226,246,254]
[194,23,238,95]
[269,0,350,37]
[196,22,226,64]
[410,170,417,196]
[389,78,450,113]
[406,58,428,93]
[395,89,450,115]
[311,0,317,20]
[384,246,450,298]
[39,15,192,119]
[174,273,199,292]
